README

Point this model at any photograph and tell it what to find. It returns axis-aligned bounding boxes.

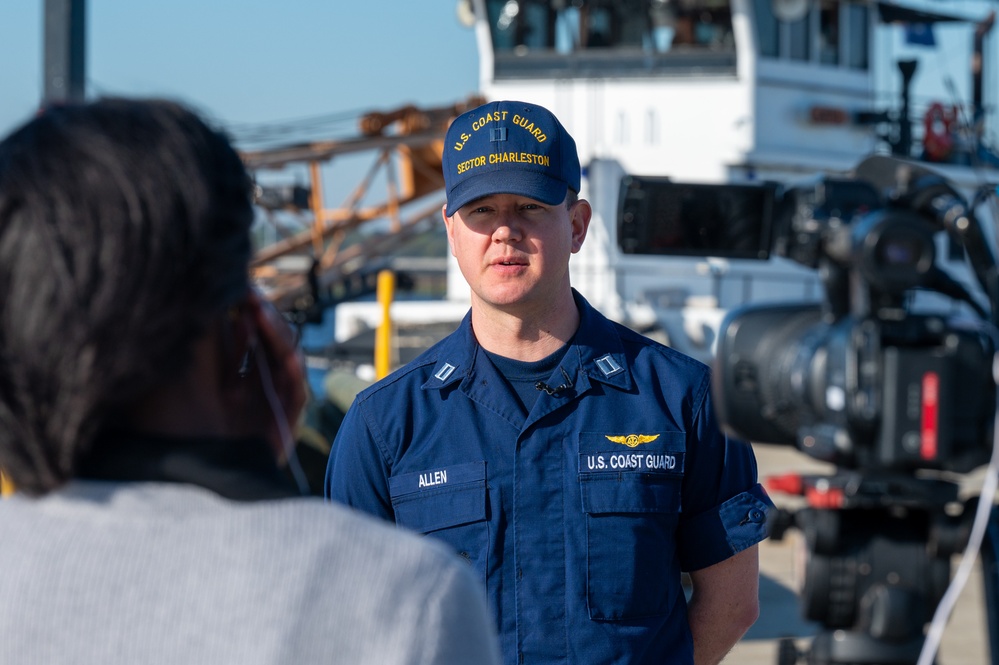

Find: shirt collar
[422,290,633,393]
[567,289,633,393]
[422,309,477,391]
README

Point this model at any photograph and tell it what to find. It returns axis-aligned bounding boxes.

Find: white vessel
[447,0,999,360]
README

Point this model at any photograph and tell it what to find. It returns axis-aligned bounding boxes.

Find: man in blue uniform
[326,100,773,665]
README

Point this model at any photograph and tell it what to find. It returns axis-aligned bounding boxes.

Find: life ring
[923,102,956,162]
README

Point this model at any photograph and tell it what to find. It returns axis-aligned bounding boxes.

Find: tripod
[769,471,997,665]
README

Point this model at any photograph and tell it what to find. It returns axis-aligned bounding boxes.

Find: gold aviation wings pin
[605,434,660,448]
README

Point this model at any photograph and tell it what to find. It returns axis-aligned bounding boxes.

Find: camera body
[713,164,996,473]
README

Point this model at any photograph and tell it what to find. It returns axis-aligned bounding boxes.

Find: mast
[43,0,86,104]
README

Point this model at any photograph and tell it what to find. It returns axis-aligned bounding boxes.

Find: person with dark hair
[327,100,773,665]
[0,98,500,665]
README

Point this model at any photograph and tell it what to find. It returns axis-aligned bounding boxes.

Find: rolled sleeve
[676,483,773,571]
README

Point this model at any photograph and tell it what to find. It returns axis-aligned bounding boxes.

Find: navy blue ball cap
[442,100,580,217]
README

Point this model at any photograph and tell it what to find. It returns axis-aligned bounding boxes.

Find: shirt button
[749,509,765,523]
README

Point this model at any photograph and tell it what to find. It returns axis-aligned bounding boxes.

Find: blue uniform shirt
[326,291,772,664]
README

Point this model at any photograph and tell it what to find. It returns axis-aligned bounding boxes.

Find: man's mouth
[493,257,525,267]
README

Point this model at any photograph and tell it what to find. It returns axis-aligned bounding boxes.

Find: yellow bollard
[1,471,14,497]
[374,270,396,380]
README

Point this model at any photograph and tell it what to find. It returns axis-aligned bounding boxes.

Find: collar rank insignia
[434,362,457,382]
[605,433,660,448]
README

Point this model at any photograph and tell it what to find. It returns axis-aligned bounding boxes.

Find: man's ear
[570,199,592,254]
[442,204,457,257]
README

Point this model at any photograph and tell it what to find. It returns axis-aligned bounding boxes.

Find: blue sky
[2,1,996,147]
[0,1,480,143]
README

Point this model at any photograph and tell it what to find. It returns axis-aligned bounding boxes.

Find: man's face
[443,192,590,315]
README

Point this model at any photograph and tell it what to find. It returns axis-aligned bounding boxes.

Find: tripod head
[767,471,979,664]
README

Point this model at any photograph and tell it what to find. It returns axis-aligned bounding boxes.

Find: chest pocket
[578,431,685,621]
[389,461,488,583]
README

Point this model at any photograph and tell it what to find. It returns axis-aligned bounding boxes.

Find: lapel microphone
[535,368,575,397]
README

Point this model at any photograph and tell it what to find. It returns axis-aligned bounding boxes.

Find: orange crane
[242,97,483,317]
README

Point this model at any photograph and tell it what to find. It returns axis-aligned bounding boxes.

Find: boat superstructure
[452,0,999,359]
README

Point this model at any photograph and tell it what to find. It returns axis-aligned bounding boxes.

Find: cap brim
[445,170,569,217]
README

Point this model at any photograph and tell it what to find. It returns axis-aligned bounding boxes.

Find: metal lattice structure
[242,96,484,316]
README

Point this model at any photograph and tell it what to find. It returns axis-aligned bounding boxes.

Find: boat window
[752,0,868,70]
[485,0,737,79]
[818,0,839,65]
[753,0,779,56]
[845,2,868,69]
[617,176,776,259]
[788,14,810,60]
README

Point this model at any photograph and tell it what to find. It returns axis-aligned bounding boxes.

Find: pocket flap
[389,461,487,533]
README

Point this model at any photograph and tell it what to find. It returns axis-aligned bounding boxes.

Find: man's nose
[492,211,522,242]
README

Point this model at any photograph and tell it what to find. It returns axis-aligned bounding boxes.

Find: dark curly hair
[0,98,254,494]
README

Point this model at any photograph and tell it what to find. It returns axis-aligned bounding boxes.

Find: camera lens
[877,236,920,267]
[855,210,936,292]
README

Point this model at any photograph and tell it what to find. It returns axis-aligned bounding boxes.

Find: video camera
[711,155,999,664]
[714,156,997,474]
